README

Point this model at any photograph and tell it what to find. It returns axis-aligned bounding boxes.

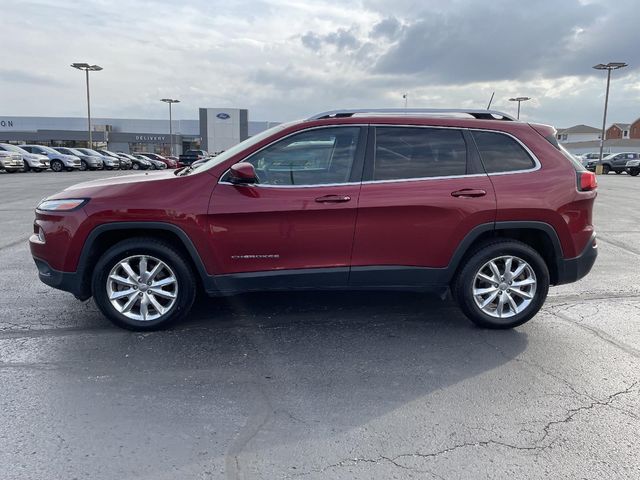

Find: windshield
[192,121,296,174]
[1,144,28,153]
[37,146,59,154]
[78,148,102,156]
[100,150,120,158]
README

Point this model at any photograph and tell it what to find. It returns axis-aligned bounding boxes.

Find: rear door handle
[451,189,487,198]
[315,195,351,203]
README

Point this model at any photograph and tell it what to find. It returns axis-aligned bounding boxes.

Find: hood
[61,170,175,194]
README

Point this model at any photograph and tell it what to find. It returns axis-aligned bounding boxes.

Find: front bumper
[32,255,90,300]
[555,233,598,285]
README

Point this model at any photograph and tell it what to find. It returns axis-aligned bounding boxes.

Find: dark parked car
[53,147,103,171]
[132,153,166,170]
[116,152,152,170]
[586,152,640,174]
[138,152,177,169]
[31,108,597,331]
[179,149,209,165]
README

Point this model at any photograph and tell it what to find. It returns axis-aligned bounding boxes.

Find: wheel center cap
[139,284,149,292]
[499,282,508,291]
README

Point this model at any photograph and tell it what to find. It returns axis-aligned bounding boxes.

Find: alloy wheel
[106,255,178,321]
[472,255,537,318]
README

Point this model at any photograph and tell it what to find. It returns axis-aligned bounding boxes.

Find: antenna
[487,91,495,110]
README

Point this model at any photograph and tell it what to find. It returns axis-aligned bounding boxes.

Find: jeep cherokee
[30,108,598,330]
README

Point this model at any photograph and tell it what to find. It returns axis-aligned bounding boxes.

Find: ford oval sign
[216,112,231,120]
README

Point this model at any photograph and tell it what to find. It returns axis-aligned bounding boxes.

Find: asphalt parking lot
[1,170,639,480]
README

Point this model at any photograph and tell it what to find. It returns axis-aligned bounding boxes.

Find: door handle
[451,189,487,198]
[315,195,351,203]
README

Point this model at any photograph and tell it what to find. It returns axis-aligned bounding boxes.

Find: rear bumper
[555,233,597,285]
[33,256,90,300]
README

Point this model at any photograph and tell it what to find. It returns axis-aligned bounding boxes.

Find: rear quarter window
[471,131,536,173]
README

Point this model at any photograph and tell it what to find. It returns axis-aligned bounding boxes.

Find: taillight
[578,171,597,191]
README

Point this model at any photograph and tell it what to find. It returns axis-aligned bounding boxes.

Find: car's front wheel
[51,159,64,172]
[453,240,549,329]
[629,169,639,177]
[79,160,88,171]
[92,238,197,330]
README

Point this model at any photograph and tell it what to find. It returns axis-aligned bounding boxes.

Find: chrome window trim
[217,123,541,189]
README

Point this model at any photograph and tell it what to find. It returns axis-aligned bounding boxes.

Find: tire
[22,163,30,173]
[602,164,610,174]
[32,168,42,173]
[51,159,64,172]
[132,163,140,170]
[453,240,550,329]
[79,160,88,171]
[630,169,639,177]
[615,170,622,175]
[92,237,197,331]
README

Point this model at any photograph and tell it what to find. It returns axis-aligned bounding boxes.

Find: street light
[593,62,628,161]
[161,98,180,156]
[402,93,408,110]
[508,96,531,120]
[71,63,102,148]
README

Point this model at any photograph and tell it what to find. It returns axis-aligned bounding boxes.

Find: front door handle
[315,195,351,203]
[451,189,487,198]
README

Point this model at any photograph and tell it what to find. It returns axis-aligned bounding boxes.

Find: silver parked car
[98,149,131,169]
[75,148,120,170]
[133,153,166,170]
[116,152,152,170]
[0,143,49,172]
[53,147,103,171]
[0,150,24,173]
[21,145,81,172]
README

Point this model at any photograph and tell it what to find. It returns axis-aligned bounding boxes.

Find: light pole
[161,98,180,156]
[508,96,531,119]
[593,62,628,161]
[71,63,102,148]
[402,93,408,110]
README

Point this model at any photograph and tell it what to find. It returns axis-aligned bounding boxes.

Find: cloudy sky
[2,0,639,127]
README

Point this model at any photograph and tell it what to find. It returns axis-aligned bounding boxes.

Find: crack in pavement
[286,381,638,477]
[549,308,640,358]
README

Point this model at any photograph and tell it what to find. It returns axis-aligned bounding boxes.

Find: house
[556,124,601,144]
[630,118,640,139]
[606,123,630,140]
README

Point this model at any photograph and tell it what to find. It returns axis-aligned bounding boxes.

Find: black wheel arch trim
[51,220,573,299]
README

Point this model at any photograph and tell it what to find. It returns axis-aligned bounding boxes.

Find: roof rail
[307,108,517,121]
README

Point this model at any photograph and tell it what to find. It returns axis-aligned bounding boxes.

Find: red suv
[30,109,597,331]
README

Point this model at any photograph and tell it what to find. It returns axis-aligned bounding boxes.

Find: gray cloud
[0,68,67,87]
[370,17,403,40]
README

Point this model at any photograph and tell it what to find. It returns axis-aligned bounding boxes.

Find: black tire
[79,160,88,171]
[32,168,42,173]
[92,237,197,331]
[453,240,550,329]
[602,164,610,174]
[22,163,30,173]
[51,159,64,172]
[630,169,639,177]
[132,163,140,170]
[615,170,622,175]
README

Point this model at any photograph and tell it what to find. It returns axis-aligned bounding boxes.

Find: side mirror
[229,162,258,184]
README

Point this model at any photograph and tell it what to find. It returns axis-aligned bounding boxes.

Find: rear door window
[373,127,467,181]
[471,131,536,173]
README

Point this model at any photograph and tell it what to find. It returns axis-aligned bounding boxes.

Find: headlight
[37,198,88,212]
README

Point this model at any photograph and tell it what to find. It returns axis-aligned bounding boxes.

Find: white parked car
[20,145,81,172]
[0,150,24,173]
[0,143,49,172]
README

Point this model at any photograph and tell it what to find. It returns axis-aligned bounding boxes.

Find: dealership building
[0,108,275,155]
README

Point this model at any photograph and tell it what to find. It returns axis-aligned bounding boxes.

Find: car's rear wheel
[602,164,610,174]
[51,159,64,172]
[22,163,30,173]
[453,240,549,329]
[92,238,197,331]
[615,170,622,174]
[630,169,639,177]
